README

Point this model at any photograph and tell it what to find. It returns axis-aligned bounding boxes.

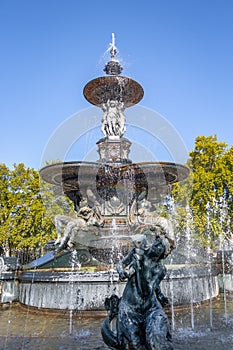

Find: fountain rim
[40,160,190,186]
[39,161,190,196]
[18,265,219,282]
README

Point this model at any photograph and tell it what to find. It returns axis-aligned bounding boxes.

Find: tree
[0,163,73,259]
[0,164,11,252]
[173,135,233,248]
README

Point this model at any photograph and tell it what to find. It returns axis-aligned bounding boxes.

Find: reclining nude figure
[54,198,103,251]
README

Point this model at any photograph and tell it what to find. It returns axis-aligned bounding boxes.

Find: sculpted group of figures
[101,99,126,138]
[54,194,104,251]
[54,189,174,252]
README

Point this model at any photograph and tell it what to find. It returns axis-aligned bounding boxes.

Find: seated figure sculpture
[55,197,103,251]
[101,233,174,350]
[129,193,175,255]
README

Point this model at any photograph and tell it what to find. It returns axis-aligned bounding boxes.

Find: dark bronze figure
[102,234,174,350]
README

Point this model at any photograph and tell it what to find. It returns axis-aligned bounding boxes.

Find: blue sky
[1,0,233,169]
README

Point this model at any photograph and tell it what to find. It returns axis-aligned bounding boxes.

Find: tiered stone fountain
[15,36,220,318]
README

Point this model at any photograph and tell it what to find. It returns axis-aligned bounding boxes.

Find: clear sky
[1,0,233,169]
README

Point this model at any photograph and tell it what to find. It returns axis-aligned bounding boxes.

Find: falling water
[100,216,118,309]
[69,250,81,335]
[206,201,213,330]
[218,195,229,324]
[111,217,116,233]
[170,279,175,331]
[166,191,176,331]
[220,236,228,325]
[20,270,36,349]
[4,301,12,350]
[109,218,117,285]
[185,204,195,329]
[189,277,194,329]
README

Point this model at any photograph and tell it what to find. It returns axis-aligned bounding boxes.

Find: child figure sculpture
[102,233,173,350]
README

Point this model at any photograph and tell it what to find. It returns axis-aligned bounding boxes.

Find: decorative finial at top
[110,33,117,60]
[104,33,123,76]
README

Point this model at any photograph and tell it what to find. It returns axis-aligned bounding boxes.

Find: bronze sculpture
[102,233,174,349]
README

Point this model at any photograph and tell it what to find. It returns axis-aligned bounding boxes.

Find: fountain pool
[0,294,232,350]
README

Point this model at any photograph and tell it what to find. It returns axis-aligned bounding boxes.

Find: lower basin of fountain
[16,264,220,311]
[0,294,232,350]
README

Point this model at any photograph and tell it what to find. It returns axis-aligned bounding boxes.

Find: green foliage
[0,163,73,257]
[173,135,233,248]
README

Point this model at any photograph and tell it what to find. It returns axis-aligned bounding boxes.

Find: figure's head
[88,211,104,227]
[110,100,116,107]
[78,207,92,220]
[137,208,145,216]
[79,198,88,207]
[132,234,147,250]
[150,237,166,258]
[150,235,173,259]
[140,198,152,210]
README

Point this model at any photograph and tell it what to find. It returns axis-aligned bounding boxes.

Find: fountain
[0,35,232,349]
[17,34,194,312]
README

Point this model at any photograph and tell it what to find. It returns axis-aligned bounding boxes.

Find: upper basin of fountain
[83,75,144,107]
[83,33,143,107]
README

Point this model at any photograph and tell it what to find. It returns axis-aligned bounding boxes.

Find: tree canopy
[0,163,73,259]
[173,135,233,248]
